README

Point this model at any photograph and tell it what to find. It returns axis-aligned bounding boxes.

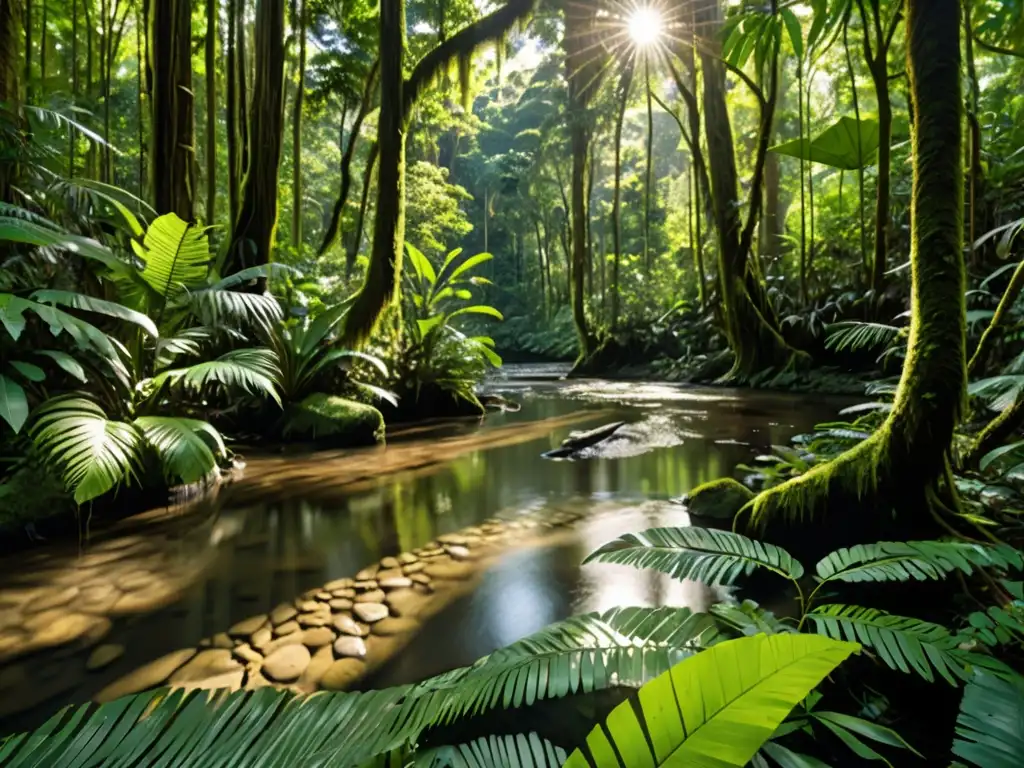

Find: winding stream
[0,365,850,734]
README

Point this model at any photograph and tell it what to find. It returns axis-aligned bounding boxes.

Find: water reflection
[0,369,849,731]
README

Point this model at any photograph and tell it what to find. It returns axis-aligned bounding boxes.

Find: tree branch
[973,33,1024,59]
[403,0,536,119]
[722,59,766,112]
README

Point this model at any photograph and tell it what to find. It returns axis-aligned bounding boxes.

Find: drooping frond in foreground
[952,671,1024,768]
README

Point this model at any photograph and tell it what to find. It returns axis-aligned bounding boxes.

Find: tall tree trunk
[963,0,983,264]
[136,3,144,198]
[290,0,305,249]
[748,0,966,542]
[697,0,797,379]
[609,59,632,330]
[150,0,194,219]
[644,54,654,274]
[226,0,286,273]
[205,0,217,224]
[0,0,20,202]
[237,0,250,190]
[23,0,30,103]
[348,140,378,276]
[320,59,379,263]
[71,0,79,176]
[843,8,870,280]
[226,0,239,225]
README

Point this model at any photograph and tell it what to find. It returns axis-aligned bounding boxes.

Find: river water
[0,365,850,733]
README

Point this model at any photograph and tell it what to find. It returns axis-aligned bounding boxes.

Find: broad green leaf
[36,350,89,383]
[446,253,493,284]
[134,214,212,299]
[135,417,225,485]
[31,289,159,337]
[781,8,804,61]
[563,634,859,768]
[448,305,504,322]
[771,116,880,170]
[10,361,46,382]
[406,242,437,286]
[0,374,29,433]
[0,216,127,272]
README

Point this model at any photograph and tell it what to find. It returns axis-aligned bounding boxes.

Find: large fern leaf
[806,604,970,684]
[133,213,212,299]
[562,634,860,768]
[814,541,1024,585]
[135,417,227,485]
[952,671,1024,768]
[30,289,160,337]
[30,396,144,504]
[150,349,281,405]
[584,527,804,585]
[417,734,567,768]
[0,215,129,273]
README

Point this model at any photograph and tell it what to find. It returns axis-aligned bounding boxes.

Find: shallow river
[0,365,850,733]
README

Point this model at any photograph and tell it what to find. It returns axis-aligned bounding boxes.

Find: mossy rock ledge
[681,478,755,520]
[284,394,386,447]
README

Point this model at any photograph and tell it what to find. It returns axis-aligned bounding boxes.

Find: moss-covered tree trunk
[226,0,239,226]
[609,59,633,331]
[225,0,286,275]
[747,0,966,539]
[0,0,19,203]
[150,0,194,220]
[340,0,537,348]
[696,0,799,379]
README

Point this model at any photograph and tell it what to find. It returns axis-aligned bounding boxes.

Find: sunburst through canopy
[627,6,664,47]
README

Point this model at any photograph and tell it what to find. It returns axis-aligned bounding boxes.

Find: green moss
[683,478,755,520]
[283,394,385,447]
[0,462,74,528]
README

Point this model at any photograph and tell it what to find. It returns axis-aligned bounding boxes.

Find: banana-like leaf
[0,293,121,358]
[0,374,29,433]
[806,604,969,684]
[36,350,88,383]
[584,527,804,585]
[30,396,143,504]
[563,634,860,768]
[134,213,212,299]
[770,116,880,170]
[0,216,128,272]
[135,417,226,485]
[407,242,438,286]
[418,733,567,768]
[815,541,1023,585]
[31,289,159,337]
[10,360,45,382]
[952,671,1024,768]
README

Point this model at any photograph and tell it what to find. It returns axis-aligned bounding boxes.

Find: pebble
[315,592,333,602]
[211,632,234,649]
[324,578,354,591]
[86,644,124,671]
[437,534,468,546]
[385,589,420,618]
[402,562,426,575]
[372,617,420,637]
[270,604,298,626]
[297,601,321,613]
[170,649,241,684]
[333,615,370,637]
[233,644,263,665]
[355,565,379,581]
[297,613,330,628]
[424,561,474,581]
[398,553,418,566]
[353,603,389,624]
[263,645,311,683]
[24,587,79,614]
[419,547,445,558]
[355,589,386,604]
[333,636,367,658]
[320,659,365,691]
[410,573,432,586]
[275,621,300,637]
[301,627,335,649]
[298,645,335,690]
[379,557,401,570]
[27,612,109,650]
[251,627,273,650]
[376,568,404,582]
[446,546,472,561]
[354,580,379,591]
[331,588,356,599]
[329,598,354,611]
[95,649,197,702]
[379,577,413,590]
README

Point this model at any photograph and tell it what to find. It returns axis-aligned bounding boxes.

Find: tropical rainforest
[2,0,1024,765]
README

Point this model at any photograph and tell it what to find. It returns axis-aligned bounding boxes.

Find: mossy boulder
[682,478,755,520]
[284,394,385,447]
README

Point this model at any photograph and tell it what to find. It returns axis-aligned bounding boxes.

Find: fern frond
[584,528,804,585]
[825,321,901,353]
[815,541,1023,585]
[952,671,1024,768]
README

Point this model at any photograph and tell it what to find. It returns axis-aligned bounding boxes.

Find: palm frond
[417,734,567,768]
[0,215,128,273]
[806,604,970,684]
[151,350,281,405]
[563,634,860,768]
[30,396,143,504]
[133,213,212,300]
[135,417,227,485]
[584,528,804,585]
[184,286,283,335]
[1,293,122,359]
[952,671,1024,768]
[814,541,1023,585]
[825,321,901,353]
[970,375,1024,413]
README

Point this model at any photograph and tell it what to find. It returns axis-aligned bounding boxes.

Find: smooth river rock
[95,648,197,702]
[333,636,367,658]
[376,568,404,582]
[424,560,474,581]
[353,603,388,624]
[263,644,312,683]
[270,604,298,626]
[331,588,356,599]
[402,562,426,575]
[355,589,386,604]
[379,577,412,590]
[24,587,79,614]
[329,598,354,611]
[86,643,124,671]
[297,613,330,629]
[170,649,242,684]
[301,627,335,649]
[320,659,365,691]
[274,620,300,637]
[379,557,401,571]
[446,546,472,561]
[398,553,418,566]
[333,615,370,637]
[324,578,354,591]
[372,617,420,637]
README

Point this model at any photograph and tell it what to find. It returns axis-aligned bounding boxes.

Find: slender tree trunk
[963,0,983,263]
[644,54,654,274]
[321,61,378,265]
[70,0,79,176]
[348,140,378,276]
[150,0,194,219]
[290,0,306,249]
[870,74,892,292]
[226,0,286,274]
[136,3,144,198]
[0,0,19,202]
[797,60,807,302]
[843,10,869,280]
[39,0,44,89]
[610,59,633,330]
[534,218,547,317]
[205,0,217,224]
[237,0,250,189]
[226,0,239,225]
[968,258,1024,377]
[23,0,30,104]
[749,0,966,539]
